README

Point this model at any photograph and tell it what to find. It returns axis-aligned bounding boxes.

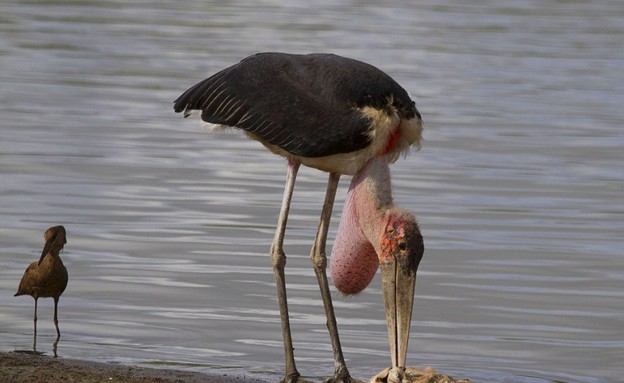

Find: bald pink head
[379,211,423,267]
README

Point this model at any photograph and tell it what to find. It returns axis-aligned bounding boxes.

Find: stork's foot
[280,372,314,383]
[324,373,365,383]
[323,366,364,383]
[370,367,471,383]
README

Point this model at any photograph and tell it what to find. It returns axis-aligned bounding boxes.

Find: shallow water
[1,1,622,382]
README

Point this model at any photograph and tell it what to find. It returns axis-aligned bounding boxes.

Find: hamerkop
[15,225,68,351]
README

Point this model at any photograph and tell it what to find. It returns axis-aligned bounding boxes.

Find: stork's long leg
[309,173,358,383]
[271,160,303,383]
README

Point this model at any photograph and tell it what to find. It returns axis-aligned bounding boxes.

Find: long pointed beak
[38,235,55,265]
[380,257,417,369]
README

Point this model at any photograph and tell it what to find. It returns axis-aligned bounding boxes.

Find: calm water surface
[1,1,622,382]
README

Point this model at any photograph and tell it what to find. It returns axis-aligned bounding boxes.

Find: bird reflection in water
[15,225,68,357]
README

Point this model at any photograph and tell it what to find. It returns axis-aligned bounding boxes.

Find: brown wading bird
[174,53,425,383]
[15,225,68,353]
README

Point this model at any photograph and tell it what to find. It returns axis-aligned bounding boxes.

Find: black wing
[174,52,418,158]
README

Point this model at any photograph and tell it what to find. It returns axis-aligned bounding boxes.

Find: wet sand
[0,351,265,383]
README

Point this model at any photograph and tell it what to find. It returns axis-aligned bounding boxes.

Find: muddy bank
[0,351,265,383]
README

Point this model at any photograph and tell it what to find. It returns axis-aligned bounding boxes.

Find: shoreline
[0,351,267,383]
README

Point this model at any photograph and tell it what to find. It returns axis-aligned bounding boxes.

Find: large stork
[174,52,424,383]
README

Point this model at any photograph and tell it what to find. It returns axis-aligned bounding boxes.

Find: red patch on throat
[381,126,401,155]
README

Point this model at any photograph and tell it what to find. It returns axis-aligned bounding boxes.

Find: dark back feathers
[174,52,418,158]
